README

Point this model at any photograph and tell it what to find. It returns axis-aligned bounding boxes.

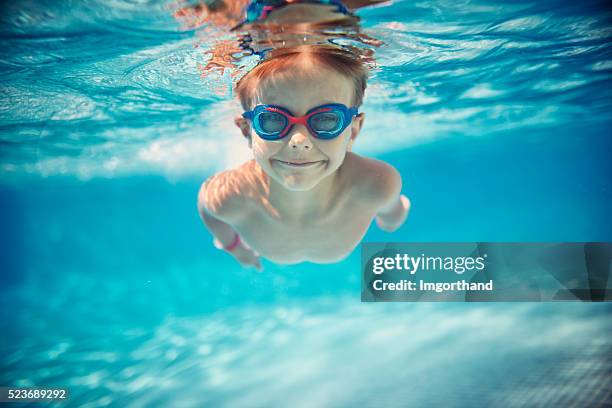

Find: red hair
[235,46,368,110]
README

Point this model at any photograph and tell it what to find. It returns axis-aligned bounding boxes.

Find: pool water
[1,0,611,406]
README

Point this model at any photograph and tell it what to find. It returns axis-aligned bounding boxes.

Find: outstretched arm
[198,176,263,271]
[371,162,410,232]
[199,208,263,271]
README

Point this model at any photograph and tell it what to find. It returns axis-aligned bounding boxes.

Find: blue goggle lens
[257,111,287,135]
[309,111,343,134]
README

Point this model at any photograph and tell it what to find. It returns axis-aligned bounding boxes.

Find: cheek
[251,138,283,160]
[319,133,351,161]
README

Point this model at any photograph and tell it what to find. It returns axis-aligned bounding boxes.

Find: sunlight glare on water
[1,0,610,179]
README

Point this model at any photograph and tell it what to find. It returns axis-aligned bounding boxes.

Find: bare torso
[226,153,381,264]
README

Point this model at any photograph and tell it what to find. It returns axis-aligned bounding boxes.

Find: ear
[234,115,252,148]
[348,112,365,151]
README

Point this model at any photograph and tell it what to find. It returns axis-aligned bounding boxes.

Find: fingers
[243,257,263,272]
[234,251,263,271]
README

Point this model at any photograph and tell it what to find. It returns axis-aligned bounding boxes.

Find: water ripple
[0,0,611,180]
[2,290,611,406]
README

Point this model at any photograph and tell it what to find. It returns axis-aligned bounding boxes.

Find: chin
[280,177,321,191]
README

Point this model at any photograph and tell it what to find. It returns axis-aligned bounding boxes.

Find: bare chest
[234,200,377,264]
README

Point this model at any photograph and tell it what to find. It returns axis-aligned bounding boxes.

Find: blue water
[1,0,611,406]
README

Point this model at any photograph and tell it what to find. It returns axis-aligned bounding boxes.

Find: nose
[287,125,312,151]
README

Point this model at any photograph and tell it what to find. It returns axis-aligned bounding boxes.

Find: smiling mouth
[274,159,325,168]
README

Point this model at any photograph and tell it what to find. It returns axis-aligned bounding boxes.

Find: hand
[227,241,263,272]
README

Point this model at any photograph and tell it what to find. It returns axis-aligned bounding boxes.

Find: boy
[198,46,410,270]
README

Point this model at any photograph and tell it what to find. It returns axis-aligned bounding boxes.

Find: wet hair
[235,46,368,110]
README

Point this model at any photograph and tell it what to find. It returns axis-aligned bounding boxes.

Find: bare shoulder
[342,153,402,207]
[197,160,262,222]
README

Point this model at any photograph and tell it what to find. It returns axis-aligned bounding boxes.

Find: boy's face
[235,66,365,191]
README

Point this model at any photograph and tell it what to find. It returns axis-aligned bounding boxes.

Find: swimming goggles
[242,103,358,140]
[233,0,352,30]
